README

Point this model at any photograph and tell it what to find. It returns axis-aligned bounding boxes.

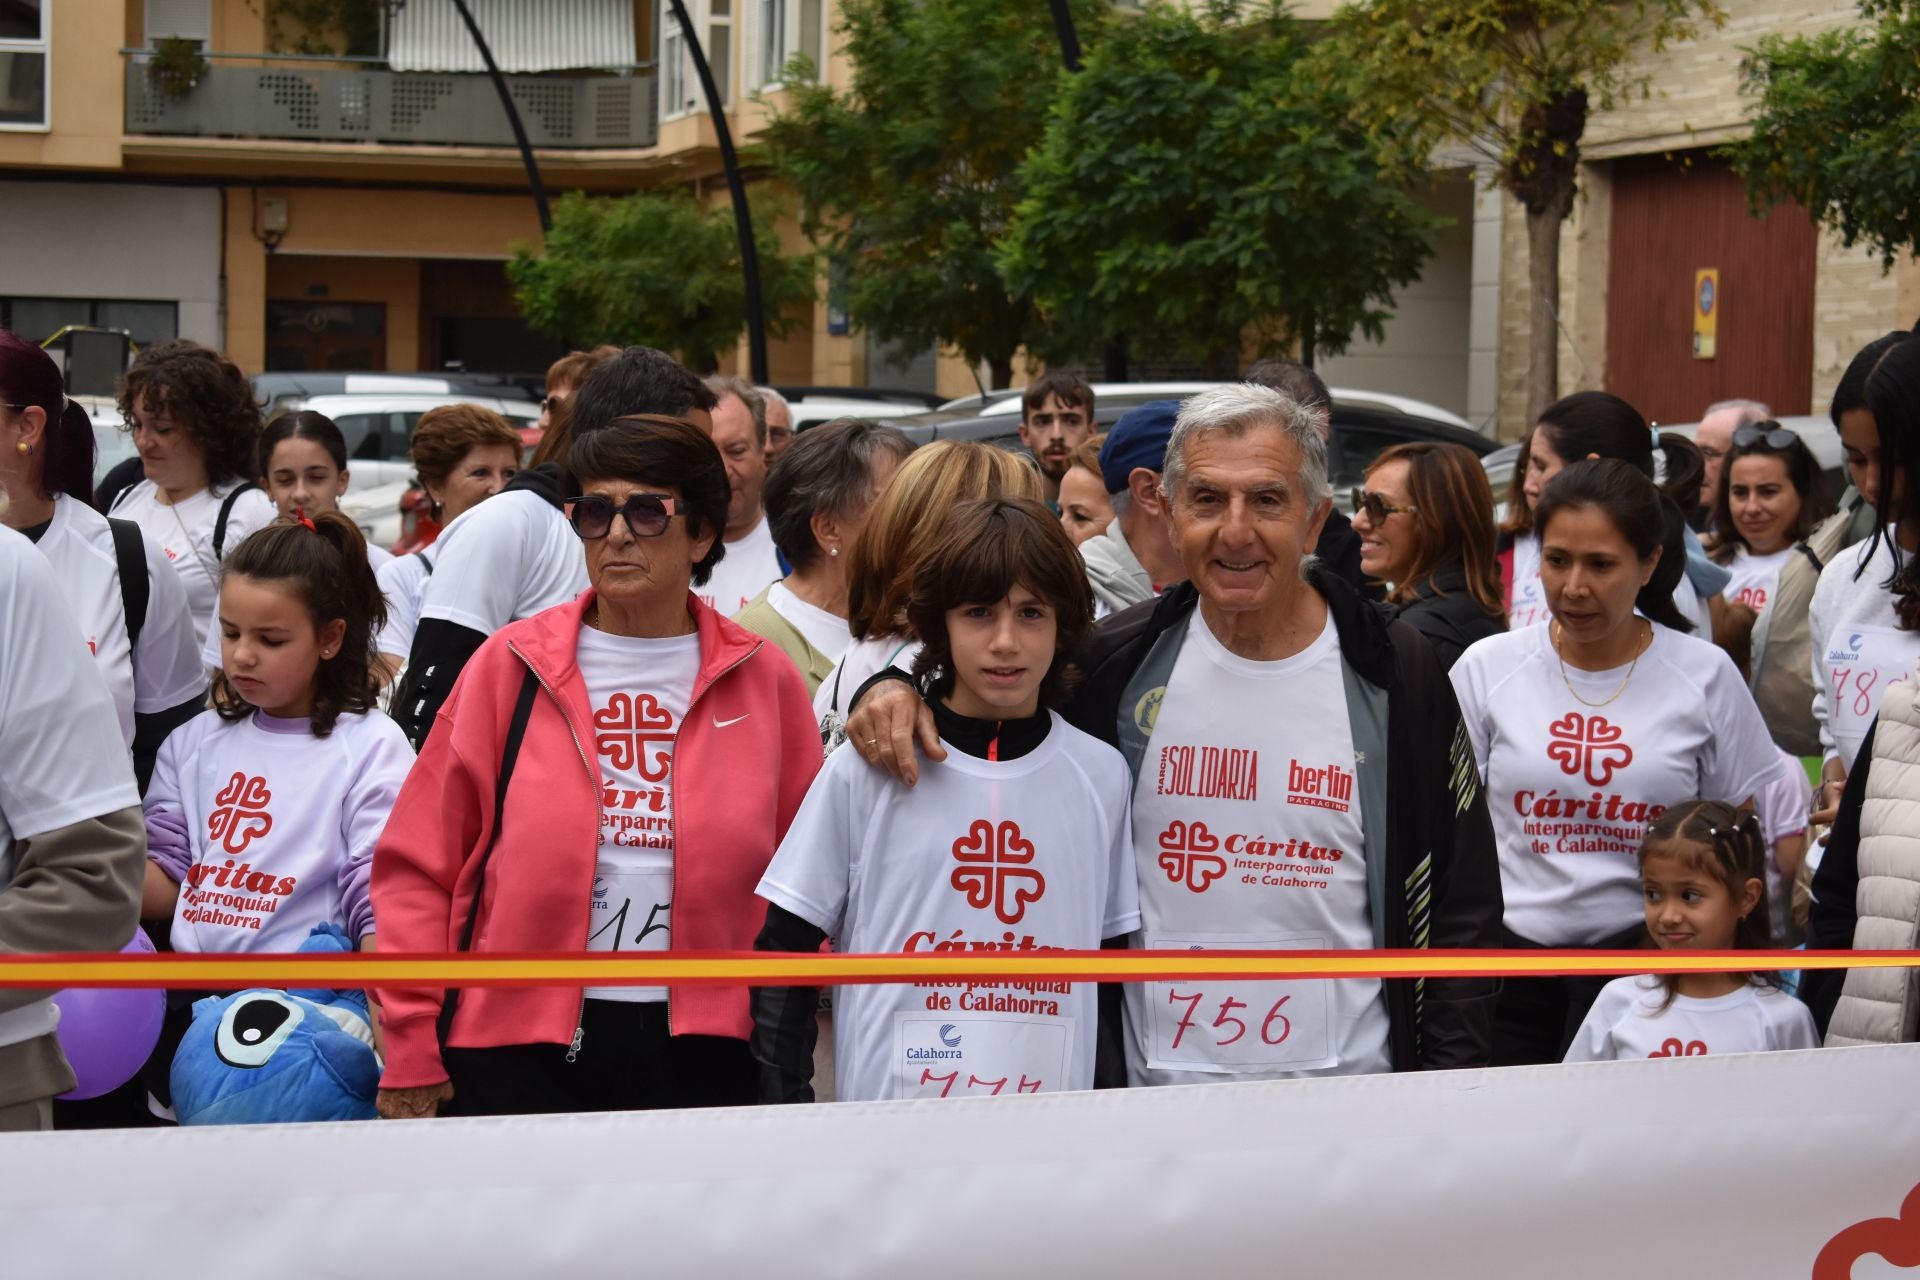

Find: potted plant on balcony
[148,37,210,100]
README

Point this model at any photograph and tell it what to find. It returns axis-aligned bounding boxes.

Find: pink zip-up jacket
[372,589,821,1090]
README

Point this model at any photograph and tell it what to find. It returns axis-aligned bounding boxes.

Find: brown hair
[845,441,1044,640]
[1706,425,1828,564]
[906,498,1094,708]
[1365,441,1504,620]
[545,345,621,398]
[410,403,524,493]
[1065,433,1106,479]
[211,511,386,737]
[1639,799,1777,1004]
[118,339,263,488]
[568,415,731,588]
[1020,369,1094,421]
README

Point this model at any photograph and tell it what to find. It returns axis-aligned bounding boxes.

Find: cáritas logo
[1546,712,1634,787]
[593,693,676,781]
[207,773,273,854]
[1158,819,1227,893]
[950,819,1045,925]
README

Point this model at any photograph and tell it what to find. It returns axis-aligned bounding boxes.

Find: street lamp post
[447,0,552,233]
[666,0,770,382]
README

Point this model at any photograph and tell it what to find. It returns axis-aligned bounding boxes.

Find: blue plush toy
[170,923,380,1125]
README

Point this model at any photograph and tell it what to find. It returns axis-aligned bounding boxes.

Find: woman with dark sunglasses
[371,415,822,1119]
[1350,441,1505,671]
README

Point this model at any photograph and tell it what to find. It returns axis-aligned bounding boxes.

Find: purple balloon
[52,930,164,1102]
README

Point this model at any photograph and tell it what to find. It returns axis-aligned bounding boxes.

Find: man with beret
[1081,400,1189,618]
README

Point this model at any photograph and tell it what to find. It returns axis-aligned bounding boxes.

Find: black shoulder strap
[436,667,540,1051]
[107,517,149,653]
[417,550,434,575]
[1793,540,1826,575]
[212,481,259,561]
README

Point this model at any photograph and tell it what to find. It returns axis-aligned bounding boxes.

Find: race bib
[1825,625,1920,758]
[1144,934,1335,1074]
[891,1014,1071,1099]
[585,869,673,1002]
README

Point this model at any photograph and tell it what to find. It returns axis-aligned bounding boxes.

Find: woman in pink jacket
[373,415,822,1118]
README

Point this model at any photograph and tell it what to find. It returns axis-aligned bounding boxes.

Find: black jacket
[1803,716,1876,1034]
[1384,568,1506,673]
[1065,569,1504,1072]
[390,463,569,750]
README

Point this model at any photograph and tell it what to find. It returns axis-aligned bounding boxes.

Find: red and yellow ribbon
[0,949,1912,989]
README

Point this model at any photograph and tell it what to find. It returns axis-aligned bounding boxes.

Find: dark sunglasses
[1350,487,1416,524]
[1732,422,1798,450]
[569,493,682,540]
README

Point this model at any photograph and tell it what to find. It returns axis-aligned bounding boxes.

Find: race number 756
[1165,988,1291,1051]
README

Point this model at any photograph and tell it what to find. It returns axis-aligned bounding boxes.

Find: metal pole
[667,0,769,381]
[1049,0,1082,72]
[448,0,552,232]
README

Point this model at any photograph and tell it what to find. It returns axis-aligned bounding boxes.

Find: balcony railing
[123,54,658,150]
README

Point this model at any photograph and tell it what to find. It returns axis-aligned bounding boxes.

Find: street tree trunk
[1524,202,1562,430]
[1507,85,1589,434]
[988,353,1015,390]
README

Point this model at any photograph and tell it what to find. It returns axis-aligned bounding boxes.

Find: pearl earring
[14,441,29,456]
[829,546,839,557]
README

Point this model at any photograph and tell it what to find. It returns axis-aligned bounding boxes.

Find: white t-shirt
[576,625,700,1003]
[1451,623,1780,946]
[197,534,400,670]
[1509,533,1709,634]
[698,515,783,617]
[0,527,139,1050]
[1756,750,1812,943]
[144,707,414,952]
[415,489,588,639]
[814,634,922,722]
[1564,974,1817,1062]
[1125,611,1391,1086]
[767,581,852,666]
[111,479,275,656]
[1809,536,1920,769]
[34,494,205,745]
[759,713,1140,1102]
[374,550,435,659]
[1723,546,1792,618]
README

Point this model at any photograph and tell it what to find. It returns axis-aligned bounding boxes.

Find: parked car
[271,392,541,551]
[85,395,138,480]
[252,372,540,420]
[1481,414,1846,523]
[878,381,1493,490]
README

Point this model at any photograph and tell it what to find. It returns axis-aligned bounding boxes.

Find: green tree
[1732,0,1920,269]
[999,0,1438,377]
[764,0,1106,389]
[507,188,815,373]
[1326,0,1722,427]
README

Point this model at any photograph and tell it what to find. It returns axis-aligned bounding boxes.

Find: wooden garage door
[1605,152,1817,424]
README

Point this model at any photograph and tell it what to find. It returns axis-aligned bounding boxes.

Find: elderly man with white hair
[1694,398,1771,523]
[841,383,1503,1083]
[759,386,795,468]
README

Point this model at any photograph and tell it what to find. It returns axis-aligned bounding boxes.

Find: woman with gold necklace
[1450,460,1781,1065]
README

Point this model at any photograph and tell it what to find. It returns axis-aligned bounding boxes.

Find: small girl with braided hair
[1565,800,1817,1061]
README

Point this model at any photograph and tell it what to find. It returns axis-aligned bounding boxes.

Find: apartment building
[0,0,867,388]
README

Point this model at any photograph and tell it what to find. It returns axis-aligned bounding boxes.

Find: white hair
[756,385,792,418]
[1703,398,1771,426]
[1160,383,1330,509]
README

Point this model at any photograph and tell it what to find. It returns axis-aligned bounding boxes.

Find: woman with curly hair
[109,341,275,655]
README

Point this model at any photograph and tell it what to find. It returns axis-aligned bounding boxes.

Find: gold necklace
[1552,618,1650,708]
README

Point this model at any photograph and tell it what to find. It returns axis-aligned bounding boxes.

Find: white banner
[4,1046,1918,1278]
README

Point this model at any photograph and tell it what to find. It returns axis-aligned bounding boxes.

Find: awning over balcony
[388,0,637,73]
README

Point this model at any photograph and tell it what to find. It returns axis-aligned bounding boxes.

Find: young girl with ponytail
[1453,461,1780,1065]
[141,511,412,958]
